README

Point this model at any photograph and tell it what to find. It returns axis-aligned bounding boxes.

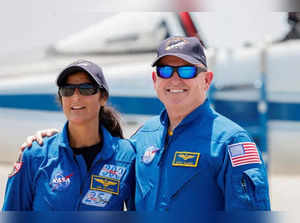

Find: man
[18,36,270,211]
[130,36,270,211]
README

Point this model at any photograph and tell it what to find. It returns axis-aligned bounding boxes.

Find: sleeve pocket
[241,168,270,210]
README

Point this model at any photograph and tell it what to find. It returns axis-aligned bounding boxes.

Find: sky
[0,1,290,64]
[0,1,114,63]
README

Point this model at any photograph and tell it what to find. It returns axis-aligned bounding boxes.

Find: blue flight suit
[131,99,270,211]
[2,123,135,211]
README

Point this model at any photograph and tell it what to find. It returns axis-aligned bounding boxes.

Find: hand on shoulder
[20,128,59,151]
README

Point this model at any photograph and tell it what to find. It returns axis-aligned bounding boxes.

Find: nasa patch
[50,171,73,192]
[142,146,160,164]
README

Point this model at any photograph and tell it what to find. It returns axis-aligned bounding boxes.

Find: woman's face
[61,72,107,126]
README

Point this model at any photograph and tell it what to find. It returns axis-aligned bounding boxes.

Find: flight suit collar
[159,99,212,128]
[58,122,71,149]
[58,122,114,161]
[98,125,114,161]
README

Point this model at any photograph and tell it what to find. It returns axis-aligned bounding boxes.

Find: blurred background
[0,1,299,218]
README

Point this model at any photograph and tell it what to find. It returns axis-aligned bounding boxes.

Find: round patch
[8,151,24,178]
[142,146,160,164]
[50,171,73,191]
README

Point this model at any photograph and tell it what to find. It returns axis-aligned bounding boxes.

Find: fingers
[19,128,60,152]
[36,128,59,145]
[19,135,37,151]
[25,135,36,148]
[35,131,44,146]
[20,142,28,151]
[47,128,59,136]
[38,128,59,137]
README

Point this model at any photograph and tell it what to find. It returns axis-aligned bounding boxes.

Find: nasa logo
[142,146,160,164]
[50,171,73,192]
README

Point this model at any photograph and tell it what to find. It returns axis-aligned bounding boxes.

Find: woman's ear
[99,91,108,106]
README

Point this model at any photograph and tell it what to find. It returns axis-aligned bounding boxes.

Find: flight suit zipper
[72,154,85,195]
[75,159,103,210]
[241,176,253,208]
[156,127,173,210]
[157,128,172,166]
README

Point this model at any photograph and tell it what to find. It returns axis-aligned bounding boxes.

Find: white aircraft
[0,12,299,174]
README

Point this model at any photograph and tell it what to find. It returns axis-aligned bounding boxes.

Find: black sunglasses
[156,65,207,79]
[59,83,99,97]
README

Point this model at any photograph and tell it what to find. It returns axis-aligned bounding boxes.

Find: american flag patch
[228,142,261,167]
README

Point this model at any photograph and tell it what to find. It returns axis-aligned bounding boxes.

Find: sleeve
[217,131,271,211]
[124,158,136,211]
[2,149,35,211]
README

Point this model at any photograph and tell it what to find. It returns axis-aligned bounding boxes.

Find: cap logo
[77,62,90,67]
[165,37,188,51]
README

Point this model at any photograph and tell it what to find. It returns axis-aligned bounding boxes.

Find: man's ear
[205,71,213,90]
[152,71,157,82]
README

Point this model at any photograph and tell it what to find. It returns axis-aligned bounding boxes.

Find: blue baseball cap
[57,59,109,94]
[152,36,207,67]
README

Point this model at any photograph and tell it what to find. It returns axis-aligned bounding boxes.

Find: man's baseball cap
[152,36,207,67]
[57,59,109,94]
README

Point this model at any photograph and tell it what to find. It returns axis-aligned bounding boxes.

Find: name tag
[90,175,120,195]
[172,151,200,167]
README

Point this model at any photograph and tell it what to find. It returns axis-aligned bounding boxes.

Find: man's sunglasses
[59,83,99,97]
[156,65,207,79]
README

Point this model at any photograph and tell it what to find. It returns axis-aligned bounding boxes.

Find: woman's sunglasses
[59,83,99,97]
[156,65,207,79]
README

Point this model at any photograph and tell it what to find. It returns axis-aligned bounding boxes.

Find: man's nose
[170,71,182,81]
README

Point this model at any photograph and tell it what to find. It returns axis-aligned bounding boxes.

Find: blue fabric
[131,99,270,211]
[2,123,135,211]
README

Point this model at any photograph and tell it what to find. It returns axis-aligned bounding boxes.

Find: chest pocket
[163,152,213,199]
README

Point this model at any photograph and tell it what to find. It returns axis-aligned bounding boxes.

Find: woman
[2,60,135,211]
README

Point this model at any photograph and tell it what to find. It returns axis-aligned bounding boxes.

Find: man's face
[153,55,212,112]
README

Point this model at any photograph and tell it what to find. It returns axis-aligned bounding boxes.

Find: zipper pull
[241,178,247,193]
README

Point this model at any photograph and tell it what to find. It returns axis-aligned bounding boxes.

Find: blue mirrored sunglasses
[59,83,99,97]
[156,65,207,79]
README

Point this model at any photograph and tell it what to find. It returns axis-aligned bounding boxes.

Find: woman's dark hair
[57,71,124,139]
[99,94,124,139]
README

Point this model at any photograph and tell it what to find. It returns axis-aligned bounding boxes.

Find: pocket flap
[136,178,153,199]
[243,168,267,200]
